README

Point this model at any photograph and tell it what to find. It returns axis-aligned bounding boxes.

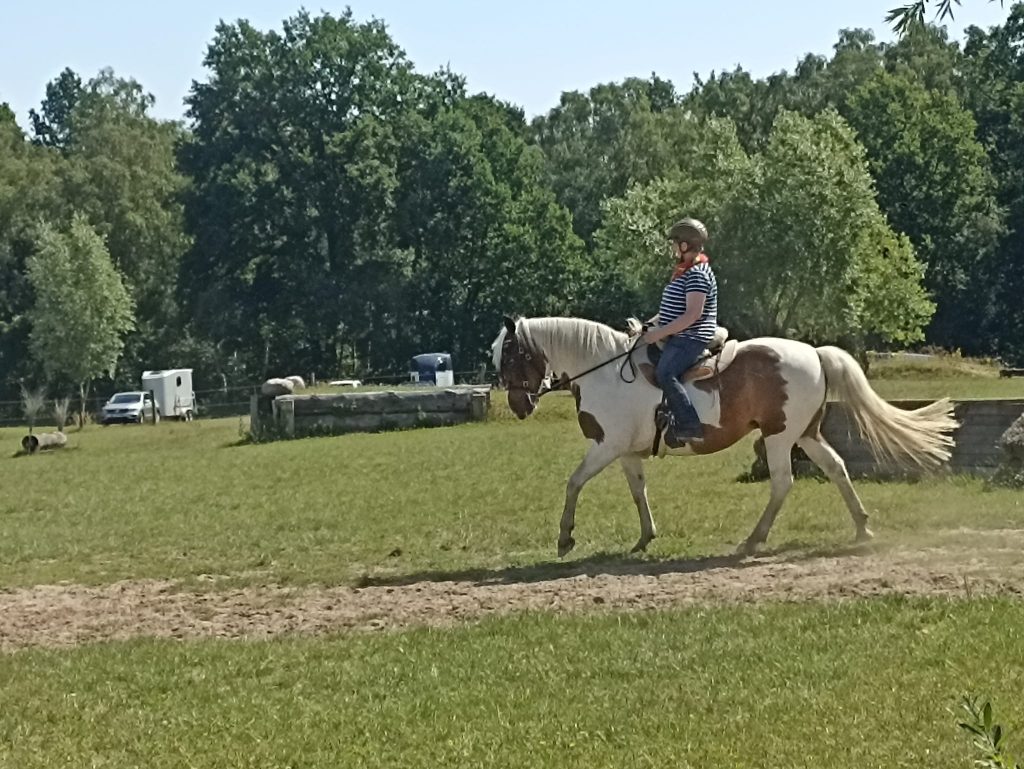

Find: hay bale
[21,431,67,454]
[989,413,1024,488]
[261,378,295,397]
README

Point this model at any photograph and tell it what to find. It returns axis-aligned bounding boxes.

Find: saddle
[645,326,738,457]
[645,326,739,383]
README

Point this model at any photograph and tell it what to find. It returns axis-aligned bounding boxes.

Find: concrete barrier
[821,399,1024,477]
[250,386,491,440]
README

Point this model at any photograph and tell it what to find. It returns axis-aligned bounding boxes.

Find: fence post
[250,394,261,439]
[470,390,489,421]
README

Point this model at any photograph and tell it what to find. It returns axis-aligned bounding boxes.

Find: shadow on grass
[355,538,878,589]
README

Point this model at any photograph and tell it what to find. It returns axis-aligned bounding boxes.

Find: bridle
[499,334,543,398]
[500,328,645,400]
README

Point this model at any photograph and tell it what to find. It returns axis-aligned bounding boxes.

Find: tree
[180,11,420,377]
[26,215,135,425]
[393,94,586,365]
[180,10,585,377]
[725,110,933,345]
[0,112,60,394]
[529,76,682,247]
[51,69,191,383]
[683,30,886,153]
[596,111,934,347]
[591,117,754,324]
[884,22,965,93]
[28,68,84,150]
[962,3,1024,361]
[845,68,1003,352]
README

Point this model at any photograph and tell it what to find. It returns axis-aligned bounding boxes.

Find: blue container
[410,353,454,386]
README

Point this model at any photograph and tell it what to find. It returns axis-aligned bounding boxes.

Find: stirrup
[654,403,672,431]
[664,427,703,450]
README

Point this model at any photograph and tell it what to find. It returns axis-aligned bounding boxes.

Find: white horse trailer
[141,369,197,421]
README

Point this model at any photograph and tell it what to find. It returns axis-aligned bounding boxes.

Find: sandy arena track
[2,530,1023,651]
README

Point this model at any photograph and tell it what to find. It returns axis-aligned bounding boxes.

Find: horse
[491,315,957,557]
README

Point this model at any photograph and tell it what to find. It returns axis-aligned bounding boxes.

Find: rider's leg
[654,335,707,438]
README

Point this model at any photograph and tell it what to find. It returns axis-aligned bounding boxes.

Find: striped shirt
[657,261,718,343]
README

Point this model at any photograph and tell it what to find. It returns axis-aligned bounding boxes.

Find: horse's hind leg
[558,442,621,557]
[620,454,656,553]
[797,435,873,543]
[740,434,795,555]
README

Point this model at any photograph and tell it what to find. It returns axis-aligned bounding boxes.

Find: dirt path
[3,530,1023,651]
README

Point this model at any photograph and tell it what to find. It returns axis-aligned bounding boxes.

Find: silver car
[99,391,158,425]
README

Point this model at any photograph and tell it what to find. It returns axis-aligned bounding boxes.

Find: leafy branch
[958,696,1020,769]
[887,1,1004,36]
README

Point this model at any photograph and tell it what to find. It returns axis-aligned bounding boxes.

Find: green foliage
[27,67,84,149]
[529,76,684,246]
[959,696,1021,768]
[19,385,45,433]
[588,117,752,323]
[595,110,933,345]
[394,97,585,363]
[962,5,1024,363]
[681,23,1007,354]
[846,68,1003,350]
[0,113,60,391]
[179,11,421,377]
[25,215,135,416]
[888,1,1005,36]
[7,5,1024,395]
[2,68,190,398]
[52,69,192,382]
[180,11,583,377]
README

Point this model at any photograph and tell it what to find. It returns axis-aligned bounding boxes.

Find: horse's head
[492,315,548,419]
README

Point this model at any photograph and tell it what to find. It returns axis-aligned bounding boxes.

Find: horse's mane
[518,317,632,375]
[521,317,628,354]
[491,315,642,378]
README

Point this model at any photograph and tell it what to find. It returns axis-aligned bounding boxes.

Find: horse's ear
[503,315,517,335]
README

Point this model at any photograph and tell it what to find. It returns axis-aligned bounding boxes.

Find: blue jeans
[655,335,707,435]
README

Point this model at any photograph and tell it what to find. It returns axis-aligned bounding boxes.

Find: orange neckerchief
[670,252,709,281]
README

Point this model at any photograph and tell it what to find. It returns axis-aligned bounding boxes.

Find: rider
[642,217,718,444]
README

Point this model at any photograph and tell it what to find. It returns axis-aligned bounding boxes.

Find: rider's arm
[646,292,706,343]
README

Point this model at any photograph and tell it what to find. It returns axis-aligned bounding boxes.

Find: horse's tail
[816,346,957,468]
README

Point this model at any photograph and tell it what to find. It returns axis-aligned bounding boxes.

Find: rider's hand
[643,327,664,345]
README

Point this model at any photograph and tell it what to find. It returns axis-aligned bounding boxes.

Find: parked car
[99,391,158,425]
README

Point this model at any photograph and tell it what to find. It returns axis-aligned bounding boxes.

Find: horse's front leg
[558,442,622,556]
[620,454,656,553]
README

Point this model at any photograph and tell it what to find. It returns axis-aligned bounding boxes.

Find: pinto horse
[492,316,957,557]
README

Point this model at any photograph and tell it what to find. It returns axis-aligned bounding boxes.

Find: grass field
[0,602,1019,769]
[2,367,1023,767]
[2,385,1024,589]
[1,600,1022,767]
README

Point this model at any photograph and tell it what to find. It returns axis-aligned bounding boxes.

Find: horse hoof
[630,538,651,554]
[856,527,875,543]
[737,539,760,556]
[557,537,576,557]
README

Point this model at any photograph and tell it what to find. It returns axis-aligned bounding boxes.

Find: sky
[0,1,1014,127]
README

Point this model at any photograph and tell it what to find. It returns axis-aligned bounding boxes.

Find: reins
[536,336,646,397]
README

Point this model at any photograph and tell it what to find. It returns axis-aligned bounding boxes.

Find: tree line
[2,5,1024,405]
